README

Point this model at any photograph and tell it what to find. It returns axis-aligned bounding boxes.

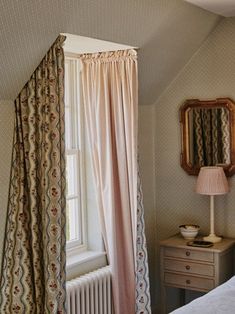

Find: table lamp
[195,166,229,243]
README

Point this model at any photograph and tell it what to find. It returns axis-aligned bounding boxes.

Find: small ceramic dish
[179,224,200,240]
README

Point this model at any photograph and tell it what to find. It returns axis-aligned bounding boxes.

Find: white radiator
[67,266,113,314]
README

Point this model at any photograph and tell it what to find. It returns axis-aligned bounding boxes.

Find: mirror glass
[187,107,230,167]
[180,98,235,176]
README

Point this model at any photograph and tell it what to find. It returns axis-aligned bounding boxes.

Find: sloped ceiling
[185,0,235,17]
[0,0,220,105]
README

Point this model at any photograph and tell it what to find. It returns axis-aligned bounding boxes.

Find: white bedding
[170,276,235,314]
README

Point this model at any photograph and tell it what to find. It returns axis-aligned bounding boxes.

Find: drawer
[164,272,214,291]
[164,247,214,263]
[164,258,214,277]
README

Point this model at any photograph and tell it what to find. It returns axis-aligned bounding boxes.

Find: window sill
[66,251,107,281]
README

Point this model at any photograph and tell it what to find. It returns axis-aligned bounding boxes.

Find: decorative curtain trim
[136,164,152,313]
[0,35,66,314]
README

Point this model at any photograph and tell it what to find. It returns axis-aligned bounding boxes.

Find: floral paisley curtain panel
[0,35,66,314]
[80,50,151,314]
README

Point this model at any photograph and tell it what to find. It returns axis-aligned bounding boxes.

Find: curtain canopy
[0,35,66,314]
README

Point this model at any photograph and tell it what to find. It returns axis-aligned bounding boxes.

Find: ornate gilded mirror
[180,98,235,176]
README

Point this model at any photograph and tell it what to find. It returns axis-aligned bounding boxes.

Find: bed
[170,276,235,313]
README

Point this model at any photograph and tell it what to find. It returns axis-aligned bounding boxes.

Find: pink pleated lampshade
[195,167,229,195]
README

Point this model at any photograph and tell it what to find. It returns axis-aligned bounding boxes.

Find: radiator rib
[67,266,112,314]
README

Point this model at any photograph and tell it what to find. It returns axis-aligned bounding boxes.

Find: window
[65,57,86,254]
[63,34,136,278]
[65,55,107,280]
[63,34,135,278]
[65,55,106,280]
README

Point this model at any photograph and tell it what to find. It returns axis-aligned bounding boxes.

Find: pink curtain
[80,50,151,314]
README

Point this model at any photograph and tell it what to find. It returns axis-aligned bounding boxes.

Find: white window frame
[65,57,87,256]
[63,34,136,279]
[65,52,107,280]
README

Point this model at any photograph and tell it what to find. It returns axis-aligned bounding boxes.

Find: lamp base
[203,234,222,243]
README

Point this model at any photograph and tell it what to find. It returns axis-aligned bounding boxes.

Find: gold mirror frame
[180,98,235,176]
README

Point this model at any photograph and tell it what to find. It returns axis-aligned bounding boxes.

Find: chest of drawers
[160,235,235,313]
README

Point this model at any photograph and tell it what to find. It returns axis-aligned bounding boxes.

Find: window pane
[66,198,80,242]
[65,57,85,249]
[65,62,70,107]
[65,107,72,149]
[66,153,78,196]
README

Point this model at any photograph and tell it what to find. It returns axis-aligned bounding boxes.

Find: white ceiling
[0,0,221,105]
[185,0,235,17]
[63,33,135,54]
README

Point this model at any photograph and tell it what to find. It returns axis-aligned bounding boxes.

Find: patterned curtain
[0,35,66,314]
[193,108,230,166]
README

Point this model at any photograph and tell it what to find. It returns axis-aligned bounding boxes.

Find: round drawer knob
[186,251,190,256]
[186,279,191,284]
[185,265,190,270]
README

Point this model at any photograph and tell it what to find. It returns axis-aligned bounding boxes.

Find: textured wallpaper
[149,17,235,312]
[0,12,235,314]
[0,0,219,105]
[0,101,14,271]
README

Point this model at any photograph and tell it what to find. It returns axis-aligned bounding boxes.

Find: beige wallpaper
[143,17,235,313]
[0,0,219,105]
[0,9,234,314]
[155,16,235,241]
[0,101,14,271]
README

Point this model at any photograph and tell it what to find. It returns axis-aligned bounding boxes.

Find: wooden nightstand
[160,235,235,314]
